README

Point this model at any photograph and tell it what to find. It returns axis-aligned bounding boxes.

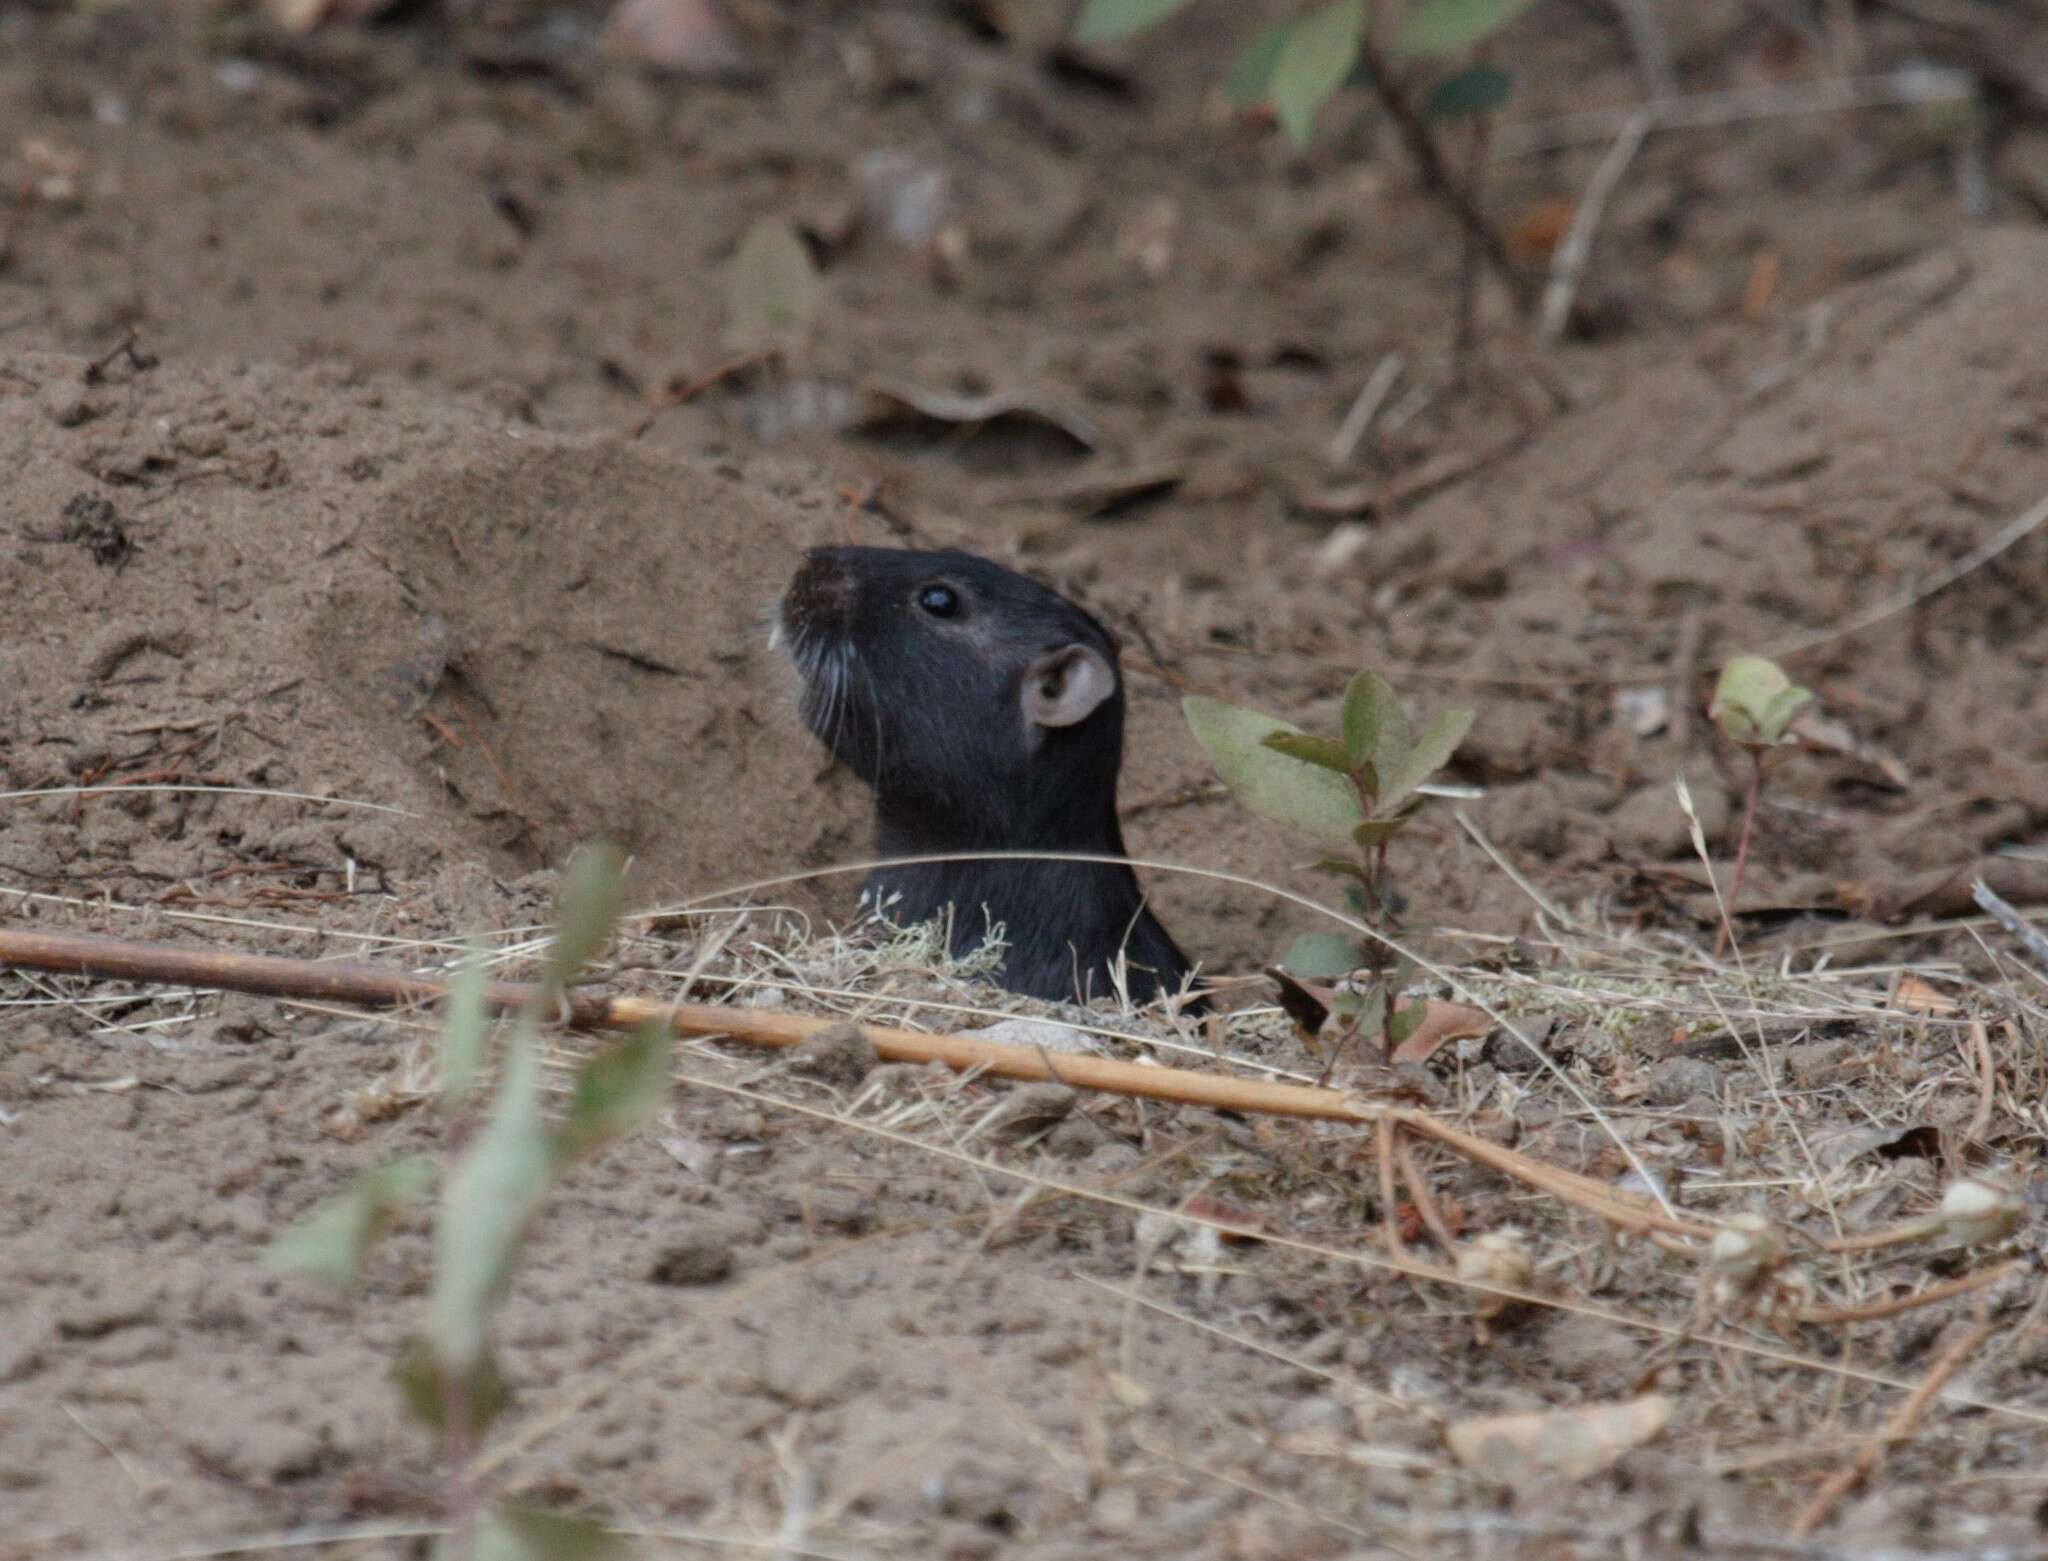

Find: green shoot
[1708,655,1814,955]
[267,843,672,1560]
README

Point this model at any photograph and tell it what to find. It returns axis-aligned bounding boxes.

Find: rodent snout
[781,549,856,639]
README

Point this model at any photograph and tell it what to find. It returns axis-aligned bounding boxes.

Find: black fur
[779,545,1197,1006]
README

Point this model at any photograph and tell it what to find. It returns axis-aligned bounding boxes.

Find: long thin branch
[0,925,1719,1239]
[0,928,1358,1122]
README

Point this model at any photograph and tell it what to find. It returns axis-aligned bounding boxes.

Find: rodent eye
[915,583,961,619]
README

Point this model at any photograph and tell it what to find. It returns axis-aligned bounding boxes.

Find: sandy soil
[7,3,2048,1556]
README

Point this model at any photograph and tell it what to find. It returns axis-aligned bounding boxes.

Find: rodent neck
[873,792,1127,857]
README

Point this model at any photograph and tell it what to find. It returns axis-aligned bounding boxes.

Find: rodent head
[778,545,1127,847]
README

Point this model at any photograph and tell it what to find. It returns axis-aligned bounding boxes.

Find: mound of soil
[2,348,866,918]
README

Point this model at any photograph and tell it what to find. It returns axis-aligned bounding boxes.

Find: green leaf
[1422,63,1512,119]
[1261,731,1354,772]
[459,1506,630,1561]
[1328,990,1365,1022]
[727,218,821,346]
[1759,685,1815,744]
[1386,1001,1425,1048]
[431,1025,553,1379]
[395,1334,514,1437]
[1271,0,1366,148]
[1074,0,1197,44]
[1377,706,1475,808]
[1311,857,1371,883]
[1283,932,1363,980]
[1184,695,1364,845]
[1710,655,1813,748]
[552,1021,674,1166]
[266,1156,436,1287]
[1226,18,1294,108]
[542,843,627,1002]
[1354,984,1388,1033]
[441,940,493,1108]
[1341,669,1408,776]
[1395,0,1537,57]
[1353,818,1409,848]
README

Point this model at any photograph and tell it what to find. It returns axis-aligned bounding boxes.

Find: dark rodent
[778,544,1198,1007]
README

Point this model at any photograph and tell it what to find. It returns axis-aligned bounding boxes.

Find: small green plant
[1185,669,1472,1052]
[1075,0,1539,314]
[1078,0,1533,146]
[1706,654,1813,954]
[269,844,672,1561]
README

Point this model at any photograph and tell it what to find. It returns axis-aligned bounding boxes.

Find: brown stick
[0,928,1369,1124]
[0,926,1720,1242]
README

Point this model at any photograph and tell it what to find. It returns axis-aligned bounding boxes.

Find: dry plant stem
[0,927,1713,1240]
[1378,1121,1406,1263]
[1790,1314,1995,1536]
[1971,876,2048,984]
[1396,1133,1459,1253]
[1964,1018,1995,1149]
[1716,750,1766,960]
[1537,108,1654,343]
[1792,1261,2021,1327]
[1352,37,1535,315]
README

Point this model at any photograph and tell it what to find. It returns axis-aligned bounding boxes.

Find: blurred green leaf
[441,940,493,1108]
[1283,932,1362,980]
[1261,731,1354,772]
[395,1334,513,1438]
[552,1022,674,1167]
[1710,655,1812,747]
[542,843,626,1002]
[1395,0,1536,56]
[431,1026,552,1379]
[1185,695,1364,845]
[1340,669,1408,777]
[1272,0,1366,148]
[1311,856,1371,883]
[266,1156,436,1287]
[1377,706,1475,808]
[1422,63,1512,119]
[1328,989,1365,1022]
[1075,0,1197,44]
[1386,1001,1426,1048]
[1353,818,1409,848]
[1355,984,1388,1033]
[727,218,821,346]
[1225,18,1294,108]
[444,1506,630,1561]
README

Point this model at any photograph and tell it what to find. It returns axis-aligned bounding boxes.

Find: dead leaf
[1445,1395,1672,1485]
[850,380,1099,455]
[990,464,1182,520]
[1267,965,1336,1036]
[1390,1000,1491,1065]
[1810,1120,1942,1171]
[1788,707,1909,788]
[1894,973,1959,1015]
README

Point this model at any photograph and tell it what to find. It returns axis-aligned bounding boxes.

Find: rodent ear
[1022,644,1116,731]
